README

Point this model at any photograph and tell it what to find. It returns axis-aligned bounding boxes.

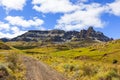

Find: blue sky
[0,0,120,39]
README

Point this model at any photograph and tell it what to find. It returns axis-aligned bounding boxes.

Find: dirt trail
[22,56,67,80]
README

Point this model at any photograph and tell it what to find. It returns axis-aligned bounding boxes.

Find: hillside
[1,37,120,80]
[22,39,120,80]
[0,42,26,80]
[10,27,112,42]
[0,42,67,80]
[0,41,11,50]
[0,27,120,80]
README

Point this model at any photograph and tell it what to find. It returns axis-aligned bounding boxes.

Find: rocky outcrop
[10,27,112,42]
[78,27,113,42]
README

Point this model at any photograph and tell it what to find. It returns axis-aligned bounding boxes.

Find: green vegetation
[22,40,120,80]
[1,39,120,80]
[0,41,11,50]
[0,42,25,80]
[6,41,42,50]
[0,53,26,80]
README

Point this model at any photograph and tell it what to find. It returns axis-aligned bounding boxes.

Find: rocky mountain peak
[8,27,113,42]
[87,27,95,32]
[87,27,96,36]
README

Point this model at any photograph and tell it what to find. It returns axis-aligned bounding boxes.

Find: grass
[0,41,11,50]
[1,39,120,80]
[0,52,26,80]
[0,42,26,80]
[20,40,120,80]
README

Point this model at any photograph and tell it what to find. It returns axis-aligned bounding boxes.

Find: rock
[10,27,113,42]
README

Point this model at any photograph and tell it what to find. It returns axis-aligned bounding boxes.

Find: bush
[90,49,96,51]
[63,64,75,72]
[0,42,11,50]
[112,59,118,64]
[6,53,18,70]
[81,63,98,76]
[0,64,9,78]
[5,53,25,80]
[0,64,15,80]
[96,69,120,80]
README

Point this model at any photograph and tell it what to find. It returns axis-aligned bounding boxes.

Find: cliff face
[10,27,113,42]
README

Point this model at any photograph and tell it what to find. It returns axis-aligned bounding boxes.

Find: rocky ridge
[9,27,113,42]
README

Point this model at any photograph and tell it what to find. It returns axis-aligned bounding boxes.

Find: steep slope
[10,27,112,42]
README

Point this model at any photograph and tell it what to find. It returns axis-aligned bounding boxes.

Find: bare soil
[22,56,67,80]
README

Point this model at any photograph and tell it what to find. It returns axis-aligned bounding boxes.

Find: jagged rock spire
[87,26,95,32]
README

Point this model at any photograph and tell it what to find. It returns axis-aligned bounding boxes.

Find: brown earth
[22,56,67,80]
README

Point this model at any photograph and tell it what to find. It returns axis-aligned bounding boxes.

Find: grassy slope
[5,40,120,80]
[17,40,120,80]
[0,42,25,80]
[23,40,120,62]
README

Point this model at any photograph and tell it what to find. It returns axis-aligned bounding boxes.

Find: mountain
[10,27,113,42]
[0,38,10,42]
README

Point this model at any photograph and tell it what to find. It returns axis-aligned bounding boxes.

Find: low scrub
[0,53,26,80]
[0,42,11,50]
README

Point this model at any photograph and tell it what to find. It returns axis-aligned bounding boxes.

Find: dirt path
[22,56,67,80]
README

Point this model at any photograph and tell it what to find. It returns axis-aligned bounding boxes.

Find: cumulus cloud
[0,16,44,38]
[31,0,120,31]
[32,0,79,13]
[5,16,44,28]
[107,0,120,16]
[0,23,26,38]
[55,3,106,31]
[0,0,26,11]
[0,21,10,31]
[0,31,26,38]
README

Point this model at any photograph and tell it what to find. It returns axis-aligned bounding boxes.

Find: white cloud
[107,0,120,16]
[0,21,10,31]
[0,21,26,38]
[0,15,45,38]
[31,0,120,31]
[0,0,26,11]
[0,31,26,38]
[55,3,106,31]
[11,26,21,34]
[32,0,79,13]
[0,24,26,38]
[10,26,27,38]
[5,16,44,28]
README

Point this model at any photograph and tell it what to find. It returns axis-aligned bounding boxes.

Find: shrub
[0,64,15,80]
[6,53,18,71]
[0,42,11,50]
[63,64,75,72]
[90,49,96,51]
[96,69,120,80]
[81,64,96,76]
[0,64,9,78]
[112,59,118,64]
[5,53,25,80]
